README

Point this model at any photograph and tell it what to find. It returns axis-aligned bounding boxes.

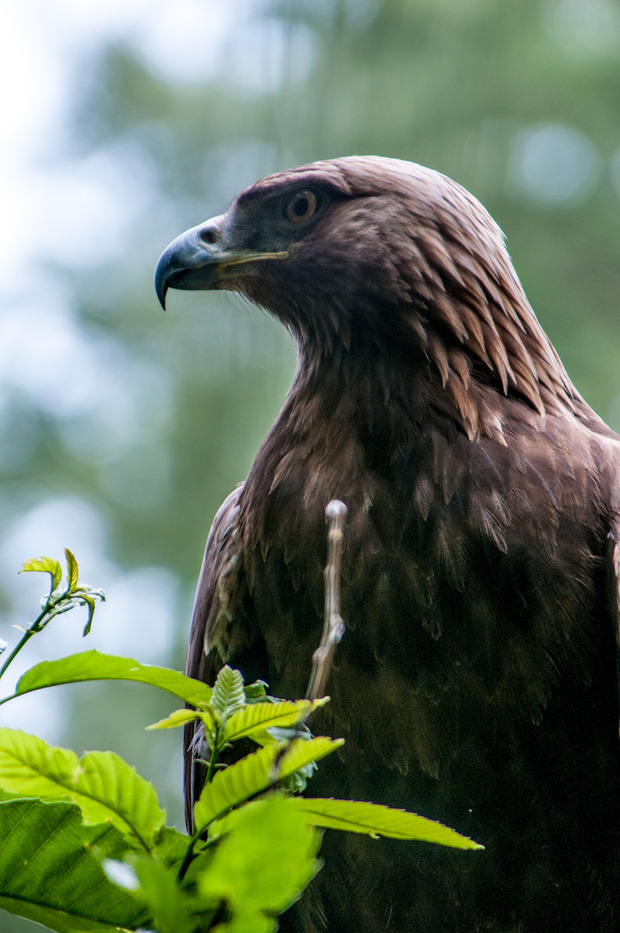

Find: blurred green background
[2,1,620,928]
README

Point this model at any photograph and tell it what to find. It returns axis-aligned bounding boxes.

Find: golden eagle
[156,157,620,932]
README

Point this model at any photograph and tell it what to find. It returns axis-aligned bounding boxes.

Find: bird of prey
[155,157,620,932]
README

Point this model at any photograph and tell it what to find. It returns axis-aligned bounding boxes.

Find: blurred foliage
[0,565,479,933]
[2,1,620,928]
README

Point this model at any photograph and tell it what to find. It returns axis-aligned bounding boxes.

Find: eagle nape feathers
[155,156,620,933]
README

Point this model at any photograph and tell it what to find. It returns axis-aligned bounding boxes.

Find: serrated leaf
[147,708,204,730]
[11,651,213,707]
[211,665,245,721]
[0,798,147,932]
[198,794,320,926]
[19,556,63,592]
[220,700,314,745]
[65,548,79,591]
[194,736,342,832]
[291,797,483,849]
[0,728,165,849]
[277,735,342,781]
[195,745,278,832]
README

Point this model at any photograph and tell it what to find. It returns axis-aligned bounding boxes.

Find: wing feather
[184,485,248,828]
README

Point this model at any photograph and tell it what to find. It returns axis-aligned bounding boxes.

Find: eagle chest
[240,423,606,754]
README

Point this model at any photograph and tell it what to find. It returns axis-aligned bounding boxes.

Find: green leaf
[9,651,213,707]
[195,745,277,832]
[0,729,165,849]
[195,736,342,832]
[243,680,268,702]
[220,700,318,745]
[147,708,204,730]
[276,735,342,781]
[0,797,147,932]
[210,665,245,721]
[19,556,63,593]
[150,824,192,869]
[106,855,196,933]
[291,798,484,849]
[80,594,96,637]
[65,548,79,591]
[198,794,321,927]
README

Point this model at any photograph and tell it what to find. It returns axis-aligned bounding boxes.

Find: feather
[156,156,620,933]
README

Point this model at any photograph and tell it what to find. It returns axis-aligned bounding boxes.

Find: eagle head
[155,156,575,434]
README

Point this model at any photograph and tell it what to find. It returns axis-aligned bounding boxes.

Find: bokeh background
[2,2,620,928]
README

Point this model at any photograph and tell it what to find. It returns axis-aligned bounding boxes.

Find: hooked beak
[155,222,288,310]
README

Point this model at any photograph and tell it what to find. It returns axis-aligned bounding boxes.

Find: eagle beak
[155,222,288,310]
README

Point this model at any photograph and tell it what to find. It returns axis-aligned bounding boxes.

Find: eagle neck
[280,344,454,455]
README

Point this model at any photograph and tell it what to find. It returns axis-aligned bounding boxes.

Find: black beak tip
[156,281,168,311]
[155,254,171,311]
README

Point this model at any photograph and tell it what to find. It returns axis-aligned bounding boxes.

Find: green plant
[0,551,481,932]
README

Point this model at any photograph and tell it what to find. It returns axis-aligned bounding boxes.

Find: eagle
[155,157,620,932]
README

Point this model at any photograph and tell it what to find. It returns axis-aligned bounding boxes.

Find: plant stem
[0,581,84,684]
[177,830,202,883]
[176,726,222,883]
[0,692,19,708]
[0,605,49,681]
[203,741,220,789]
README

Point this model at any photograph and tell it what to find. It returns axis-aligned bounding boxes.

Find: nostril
[199,226,219,246]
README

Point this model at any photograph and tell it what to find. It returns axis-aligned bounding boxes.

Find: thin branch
[306,499,348,701]
[0,605,50,681]
[270,500,348,788]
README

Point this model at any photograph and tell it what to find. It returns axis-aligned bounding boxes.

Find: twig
[306,499,348,701]
[268,500,348,787]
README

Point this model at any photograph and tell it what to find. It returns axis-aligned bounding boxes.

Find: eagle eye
[284,189,318,223]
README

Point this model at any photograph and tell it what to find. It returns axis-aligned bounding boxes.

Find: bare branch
[306,500,348,701]
[269,500,348,786]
